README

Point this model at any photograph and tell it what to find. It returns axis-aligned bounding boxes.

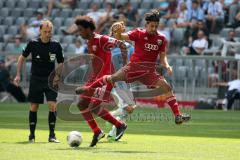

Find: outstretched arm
[112,22,130,41]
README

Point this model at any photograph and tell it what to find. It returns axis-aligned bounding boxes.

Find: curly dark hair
[144,9,160,23]
[75,16,96,31]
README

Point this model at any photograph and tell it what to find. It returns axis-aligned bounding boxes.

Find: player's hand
[166,66,173,76]
[124,105,135,114]
[53,75,60,89]
[14,75,21,86]
[112,22,124,34]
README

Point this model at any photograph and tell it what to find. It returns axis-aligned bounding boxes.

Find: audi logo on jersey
[144,43,159,51]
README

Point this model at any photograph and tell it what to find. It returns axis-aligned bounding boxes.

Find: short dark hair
[144,10,160,23]
[75,16,96,31]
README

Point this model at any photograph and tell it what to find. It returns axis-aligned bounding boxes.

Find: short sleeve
[56,43,64,63]
[100,35,118,51]
[127,29,140,42]
[22,40,32,57]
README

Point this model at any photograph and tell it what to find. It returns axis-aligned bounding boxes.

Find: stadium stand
[0,0,239,108]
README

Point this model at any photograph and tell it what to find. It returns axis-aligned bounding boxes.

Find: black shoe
[115,124,127,141]
[29,134,35,143]
[89,131,105,147]
[175,114,191,124]
[48,135,60,143]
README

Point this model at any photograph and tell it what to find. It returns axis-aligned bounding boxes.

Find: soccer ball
[67,131,82,147]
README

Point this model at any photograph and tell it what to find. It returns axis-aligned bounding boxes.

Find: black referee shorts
[28,76,57,104]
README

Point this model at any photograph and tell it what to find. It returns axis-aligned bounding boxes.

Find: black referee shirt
[22,38,64,77]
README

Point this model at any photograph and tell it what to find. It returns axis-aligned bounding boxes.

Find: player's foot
[89,131,105,147]
[48,135,60,143]
[115,123,127,141]
[175,114,191,124]
[75,86,89,94]
[28,134,35,143]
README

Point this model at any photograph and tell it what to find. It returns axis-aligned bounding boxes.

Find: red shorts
[121,62,163,88]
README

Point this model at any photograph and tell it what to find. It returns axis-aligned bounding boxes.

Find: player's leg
[226,89,239,110]
[77,97,105,147]
[107,83,135,139]
[47,101,60,143]
[90,84,127,141]
[27,77,44,143]
[154,79,191,124]
[75,66,127,94]
[107,108,127,139]
[46,87,60,143]
[29,103,39,143]
[91,103,127,141]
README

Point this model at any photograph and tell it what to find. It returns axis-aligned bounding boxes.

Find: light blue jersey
[111,42,134,70]
[110,41,135,109]
[107,42,135,138]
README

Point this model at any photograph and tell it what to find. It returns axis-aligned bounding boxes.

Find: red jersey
[127,28,167,63]
[87,33,119,79]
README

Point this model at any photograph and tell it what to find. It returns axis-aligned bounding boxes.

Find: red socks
[80,108,101,135]
[166,95,181,116]
[96,108,123,128]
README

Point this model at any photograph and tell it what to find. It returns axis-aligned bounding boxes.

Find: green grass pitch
[0,103,240,160]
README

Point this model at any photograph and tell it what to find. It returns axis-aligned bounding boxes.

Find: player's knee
[30,103,39,112]
[49,107,56,112]
[77,101,88,111]
[161,83,172,93]
[47,101,57,112]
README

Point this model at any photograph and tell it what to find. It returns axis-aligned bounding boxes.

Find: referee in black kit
[14,20,64,143]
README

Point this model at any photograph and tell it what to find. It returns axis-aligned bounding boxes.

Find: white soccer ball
[67,131,82,147]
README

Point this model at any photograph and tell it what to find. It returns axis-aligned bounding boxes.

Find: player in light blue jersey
[107,21,136,140]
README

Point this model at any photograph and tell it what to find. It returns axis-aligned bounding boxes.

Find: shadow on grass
[55,147,157,154]
[55,147,96,151]
[1,141,49,144]
[98,140,128,144]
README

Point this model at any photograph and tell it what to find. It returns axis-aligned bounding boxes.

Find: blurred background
[0,0,240,110]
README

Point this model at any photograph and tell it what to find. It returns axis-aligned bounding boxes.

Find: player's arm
[159,37,172,75]
[14,55,26,86]
[55,43,64,77]
[112,22,130,41]
[54,63,63,81]
[114,32,130,41]
[159,51,172,76]
[14,41,32,86]
[53,43,65,88]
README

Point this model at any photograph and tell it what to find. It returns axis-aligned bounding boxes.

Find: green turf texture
[0,103,239,160]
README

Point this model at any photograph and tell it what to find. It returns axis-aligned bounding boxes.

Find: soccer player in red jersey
[74,16,127,147]
[76,10,191,124]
